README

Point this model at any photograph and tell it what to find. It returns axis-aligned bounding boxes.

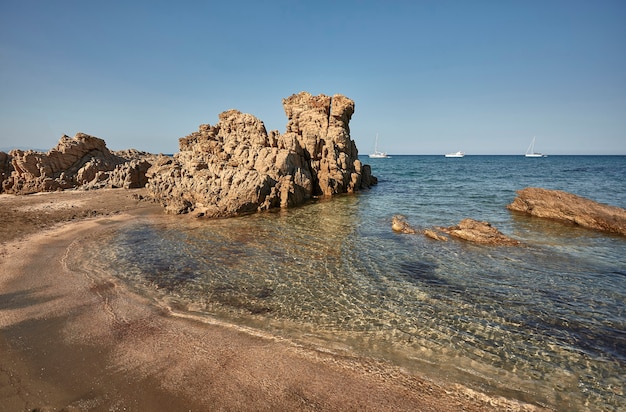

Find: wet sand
[0,189,545,411]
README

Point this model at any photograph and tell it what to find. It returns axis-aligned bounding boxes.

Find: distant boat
[525,137,547,157]
[369,134,390,158]
[445,151,465,158]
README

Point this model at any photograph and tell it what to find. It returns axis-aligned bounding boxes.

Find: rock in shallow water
[392,216,521,246]
[391,215,417,234]
[437,218,521,246]
[507,187,626,236]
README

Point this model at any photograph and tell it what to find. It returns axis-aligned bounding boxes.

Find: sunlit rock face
[146,92,377,217]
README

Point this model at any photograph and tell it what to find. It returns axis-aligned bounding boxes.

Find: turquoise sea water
[72,155,626,411]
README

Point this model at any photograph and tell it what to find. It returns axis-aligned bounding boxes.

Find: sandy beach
[0,189,544,411]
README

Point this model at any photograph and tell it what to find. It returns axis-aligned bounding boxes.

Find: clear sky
[1,0,625,155]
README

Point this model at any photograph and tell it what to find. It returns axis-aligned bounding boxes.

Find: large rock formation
[1,133,157,194]
[146,92,377,217]
[508,187,626,236]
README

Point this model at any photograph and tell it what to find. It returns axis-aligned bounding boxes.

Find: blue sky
[1,0,624,155]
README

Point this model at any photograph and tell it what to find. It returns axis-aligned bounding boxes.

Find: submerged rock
[146,92,377,217]
[508,187,626,236]
[1,133,157,194]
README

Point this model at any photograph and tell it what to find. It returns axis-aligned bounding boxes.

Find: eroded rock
[146,92,377,217]
[508,187,626,236]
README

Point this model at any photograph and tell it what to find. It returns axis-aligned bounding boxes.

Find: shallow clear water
[72,155,626,411]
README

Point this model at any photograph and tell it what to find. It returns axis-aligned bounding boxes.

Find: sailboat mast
[527,137,535,155]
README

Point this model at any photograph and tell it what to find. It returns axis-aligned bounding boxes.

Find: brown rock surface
[441,218,521,245]
[507,187,626,236]
[428,218,521,246]
[1,134,157,194]
[391,215,519,246]
[147,92,377,217]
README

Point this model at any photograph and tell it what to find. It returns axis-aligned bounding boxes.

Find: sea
[69,155,626,411]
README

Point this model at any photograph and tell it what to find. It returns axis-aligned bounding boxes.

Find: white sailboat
[369,134,390,158]
[525,137,547,157]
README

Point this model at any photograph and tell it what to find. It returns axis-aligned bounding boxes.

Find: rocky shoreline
[1,91,377,219]
[3,92,625,237]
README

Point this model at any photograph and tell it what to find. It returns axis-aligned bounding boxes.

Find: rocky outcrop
[146,92,377,217]
[392,215,520,246]
[282,92,372,196]
[508,187,626,236]
[1,133,157,194]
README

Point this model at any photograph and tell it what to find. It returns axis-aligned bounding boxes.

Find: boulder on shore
[507,187,626,236]
[1,133,157,194]
[146,92,377,217]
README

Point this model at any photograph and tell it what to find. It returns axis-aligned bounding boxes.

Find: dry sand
[0,189,546,411]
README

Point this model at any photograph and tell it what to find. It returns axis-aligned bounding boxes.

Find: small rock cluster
[393,215,520,246]
[391,187,626,246]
